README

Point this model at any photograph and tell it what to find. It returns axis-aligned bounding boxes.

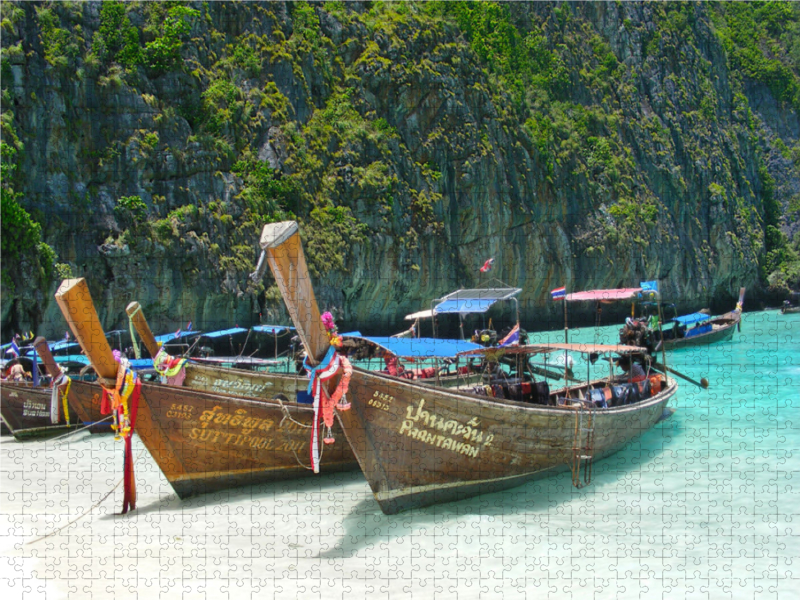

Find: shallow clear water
[1,311,798,599]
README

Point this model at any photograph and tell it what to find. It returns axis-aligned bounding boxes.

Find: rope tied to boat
[98,356,141,514]
[274,395,311,429]
[50,371,72,426]
[50,415,114,446]
[127,303,142,360]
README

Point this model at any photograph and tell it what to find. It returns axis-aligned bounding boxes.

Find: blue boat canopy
[201,327,248,339]
[252,325,295,335]
[435,299,498,314]
[349,336,482,359]
[23,339,81,356]
[53,354,91,366]
[20,354,152,371]
[433,287,522,315]
[154,331,202,344]
[23,354,91,367]
[47,340,82,353]
[128,358,155,371]
[672,313,711,326]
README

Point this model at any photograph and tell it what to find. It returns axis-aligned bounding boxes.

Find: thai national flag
[186,321,193,331]
[498,324,520,347]
[174,329,181,339]
[550,286,566,300]
[479,258,494,273]
[6,340,20,357]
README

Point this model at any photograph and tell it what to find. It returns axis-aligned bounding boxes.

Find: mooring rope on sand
[47,415,114,446]
[26,447,146,545]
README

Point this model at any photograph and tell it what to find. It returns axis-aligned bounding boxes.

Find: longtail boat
[72,377,355,496]
[338,344,675,514]
[0,336,100,439]
[782,293,800,314]
[618,288,745,351]
[257,221,679,514]
[0,383,80,440]
[54,281,358,502]
[126,303,309,400]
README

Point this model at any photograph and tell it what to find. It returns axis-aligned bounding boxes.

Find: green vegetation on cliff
[0,113,56,305]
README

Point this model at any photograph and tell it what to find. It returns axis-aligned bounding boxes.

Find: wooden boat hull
[64,381,114,434]
[182,362,307,400]
[338,368,676,514]
[782,306,800,314]
[64,379,358,498]
[0,382,82,440]
[660,312,739,351]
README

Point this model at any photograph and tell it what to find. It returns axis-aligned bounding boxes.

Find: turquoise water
[1,311,798,599]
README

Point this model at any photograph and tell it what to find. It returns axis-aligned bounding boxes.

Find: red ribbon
[100,389,111,415]
[121,378,141,514]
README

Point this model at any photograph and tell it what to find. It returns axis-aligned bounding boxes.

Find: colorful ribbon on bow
[99,359,141,514]
[301,312,354,473]
[303,346,342,473]
[51,371,72,426]
[153,348,188,386]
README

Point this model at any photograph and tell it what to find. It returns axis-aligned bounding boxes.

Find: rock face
[1,1,798,337]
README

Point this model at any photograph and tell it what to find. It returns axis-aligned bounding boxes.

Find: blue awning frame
[49,340,82,353]
[22,339,82,355]
[252,325,296,335]
[154,331,203,344]
[346,335,482,360]
[14,354,153,369]
[671,312,711,326]
[434,299,499,314]
[432,286,522,315]
[200,327,249,339]
[430,284,522,339]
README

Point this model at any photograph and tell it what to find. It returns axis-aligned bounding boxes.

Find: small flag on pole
[174,328,181,339]
[550,286,566,300]
[186,321,193,331]
[480,258,494,273]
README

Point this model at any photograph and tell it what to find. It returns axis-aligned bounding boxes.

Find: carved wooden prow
[126,301,161,358]
[54,278,117,384]
[33,336,60,379]
[259,221,329,366]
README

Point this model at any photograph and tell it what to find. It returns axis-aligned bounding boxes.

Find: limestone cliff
[1,1,798,337]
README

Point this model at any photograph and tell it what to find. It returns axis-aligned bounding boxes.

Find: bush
[232,160,298,219]
[114,195,148,228]
[144,6,198,75]
[92,1,141,67]
[36,6,81,68]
